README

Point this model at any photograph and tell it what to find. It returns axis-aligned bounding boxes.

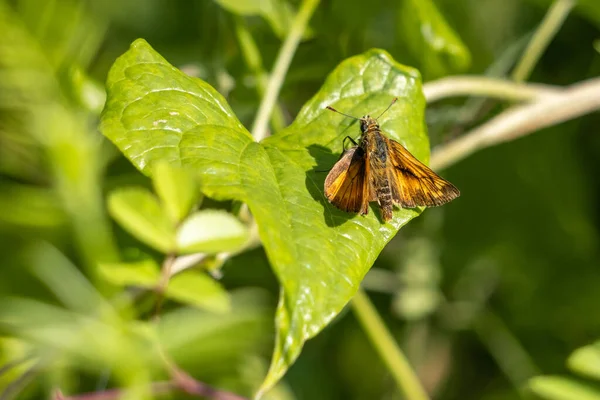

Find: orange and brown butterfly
[323,98,460,222]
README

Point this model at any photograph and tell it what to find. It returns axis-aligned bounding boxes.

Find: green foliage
[569,343,600,380]
[398,0,471,79]
[108,187,176,253]
[100,38,427,395]
[529,342,600,400]
[107,175,248,255]
[529,377,600,400]
[214,0,313,39]
[98,259,231,313]
[1,0,600,399]
[152,162,202,224]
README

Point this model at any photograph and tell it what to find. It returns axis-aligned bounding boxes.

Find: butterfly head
[360,116,379,133]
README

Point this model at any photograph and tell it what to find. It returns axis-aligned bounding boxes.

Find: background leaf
[528,376,600,400]
[100,39,429,395]
[176,210,249,254]
[568,343,600,381]
[214,0,313,39]
[158,289,272,378]
[107,187,175,253]
[167,270,231,313]
[398,0,471,79]
[152,161,201,224]
[97,259,160,288]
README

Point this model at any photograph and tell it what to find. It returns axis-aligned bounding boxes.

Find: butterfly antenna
[375,97,398,120]
[326,106,361,120]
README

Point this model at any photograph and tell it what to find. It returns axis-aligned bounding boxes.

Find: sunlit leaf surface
[101,39,429,395]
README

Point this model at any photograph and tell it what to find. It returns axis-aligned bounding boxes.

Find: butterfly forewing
[324,147,370,215]
[384,137,460,208]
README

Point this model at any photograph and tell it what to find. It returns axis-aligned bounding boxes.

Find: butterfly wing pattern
[324,147,370,215]
[385,137,460,209]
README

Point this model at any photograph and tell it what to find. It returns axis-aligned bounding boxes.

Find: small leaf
[108,187,175,253]
[97,259,160,288]
[166,270,231,313]
[398,0,471,79]
[568,343,600,381]
[176,210,249,254]
[69,66,106,115]
[528,376,600,400]
[152,161,201,223]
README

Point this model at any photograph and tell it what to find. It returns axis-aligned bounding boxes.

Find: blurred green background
[1,0,599,399]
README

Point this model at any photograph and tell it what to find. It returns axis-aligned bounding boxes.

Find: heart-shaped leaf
[101,39,428,396]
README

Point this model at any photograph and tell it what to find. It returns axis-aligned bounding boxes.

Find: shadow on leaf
[306,144,357,227]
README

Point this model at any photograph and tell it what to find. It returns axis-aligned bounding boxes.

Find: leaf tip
[368,48,422,81]
[130,38,152,51]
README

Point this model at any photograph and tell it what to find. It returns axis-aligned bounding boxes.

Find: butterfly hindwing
[324,147,370,215]
[385,137,460,208]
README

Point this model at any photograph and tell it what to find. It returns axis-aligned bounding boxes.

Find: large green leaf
[398,0,471,79]
[101,39,428,396]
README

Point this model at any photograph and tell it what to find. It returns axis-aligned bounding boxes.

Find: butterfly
[324,98,460,222]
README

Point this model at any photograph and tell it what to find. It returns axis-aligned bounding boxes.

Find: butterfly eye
[359,119,369,133]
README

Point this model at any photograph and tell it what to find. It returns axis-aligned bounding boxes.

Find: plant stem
[511,0,575,82]
[53,380,247,400]
[430,77,600,170]
[352,289,430,400]
[251,0,320,141]
[423,76,561,104]
[234,17,286,133]
[153,253,176,319]
[474,310,539,391]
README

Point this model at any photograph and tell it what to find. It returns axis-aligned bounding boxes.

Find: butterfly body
[324,108,460,222]
[360,118,396,221]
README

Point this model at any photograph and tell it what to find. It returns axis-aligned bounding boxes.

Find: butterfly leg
[342,136,358,150]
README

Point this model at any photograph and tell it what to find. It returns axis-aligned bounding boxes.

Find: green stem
[234,17,286,133]
[423,76,561,104]
[352,289,430,400]
[430,77,600,170]
[474,310,539,391]
[511,0,574,82]
[251,0,320,141]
